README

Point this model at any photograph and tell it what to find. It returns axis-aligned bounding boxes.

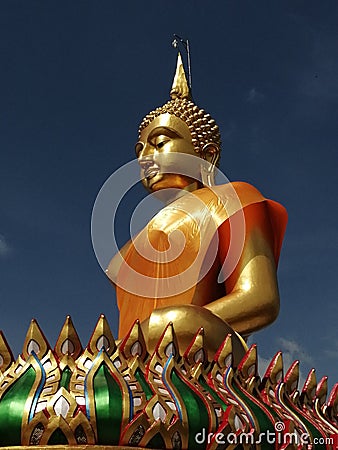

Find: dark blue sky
[0,1,337,389]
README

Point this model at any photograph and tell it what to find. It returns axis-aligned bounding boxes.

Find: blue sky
[0,1,337,390]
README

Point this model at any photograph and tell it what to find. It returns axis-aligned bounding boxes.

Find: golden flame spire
[170,52,191,100]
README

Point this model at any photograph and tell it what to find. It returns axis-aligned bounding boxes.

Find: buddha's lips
[144,166,160,180]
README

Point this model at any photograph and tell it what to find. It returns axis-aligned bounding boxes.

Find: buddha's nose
[138,141,157,159]
[139,157,154,171]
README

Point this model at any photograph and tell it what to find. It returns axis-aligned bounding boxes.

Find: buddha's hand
[140,304,246,364]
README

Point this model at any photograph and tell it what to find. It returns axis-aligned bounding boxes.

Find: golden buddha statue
[107,53,287,361]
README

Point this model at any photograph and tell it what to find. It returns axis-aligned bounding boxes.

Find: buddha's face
[136,113,201,193]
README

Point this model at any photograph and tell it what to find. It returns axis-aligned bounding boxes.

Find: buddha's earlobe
[200,143,219,187]
[200,143,220,167]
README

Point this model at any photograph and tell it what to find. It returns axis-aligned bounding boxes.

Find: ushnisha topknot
[138,53,221,158]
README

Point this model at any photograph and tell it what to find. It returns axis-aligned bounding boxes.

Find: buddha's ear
[200,143,220,167]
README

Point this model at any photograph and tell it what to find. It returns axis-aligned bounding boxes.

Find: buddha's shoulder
[194,181,266,206]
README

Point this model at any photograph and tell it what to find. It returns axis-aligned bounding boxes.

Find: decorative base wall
[0,316,337,449]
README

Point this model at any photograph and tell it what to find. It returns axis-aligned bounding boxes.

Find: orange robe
[116,182,287,337]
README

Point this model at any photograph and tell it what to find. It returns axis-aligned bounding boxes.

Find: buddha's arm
[205,202,280,337]
[106,240,131,286]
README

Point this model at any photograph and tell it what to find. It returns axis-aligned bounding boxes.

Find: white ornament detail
[96,335,109,351]
[214,407,222,417]
[155,363,163,374]
[84,358,93,369]
[15,365,23,374]
[216,372,223,382]
[152,401,166,422]
[165,400,176,410]
[43,360,52,371]
[130,341,142,356]
[133,397,142,407]
[54,395,70,418]
[113,358,121,369]
[42,386,53,395]
[165,342,176,357]
[234,414,244,431]
[76,396,86,405]
[27,339,40,355]
[35,401,47,413]
[194,349,205,363]
[224,354,232,367]
[61,339,75,355]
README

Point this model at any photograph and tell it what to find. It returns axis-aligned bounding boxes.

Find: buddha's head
[135,54,221,194]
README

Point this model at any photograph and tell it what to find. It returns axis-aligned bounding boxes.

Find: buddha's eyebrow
[148,127,181,140]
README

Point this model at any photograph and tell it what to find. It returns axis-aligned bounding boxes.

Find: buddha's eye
[155,135,170,149]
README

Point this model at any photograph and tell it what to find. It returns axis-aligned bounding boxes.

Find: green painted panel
[0,367,36,446]
[60,366,72,390]
[135,368,153,400]
[171,370,209,450]
[198,375,227,412]
[232,383,274,450]
[93,363,123,444]
[284,400,326,450]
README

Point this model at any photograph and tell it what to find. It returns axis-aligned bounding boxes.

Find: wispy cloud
[278,338,314,388]
[258,351,307,389]
[247,87,265,103]
[257,339,312,388]
[278,337,314,365]
[0,234,11,257]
